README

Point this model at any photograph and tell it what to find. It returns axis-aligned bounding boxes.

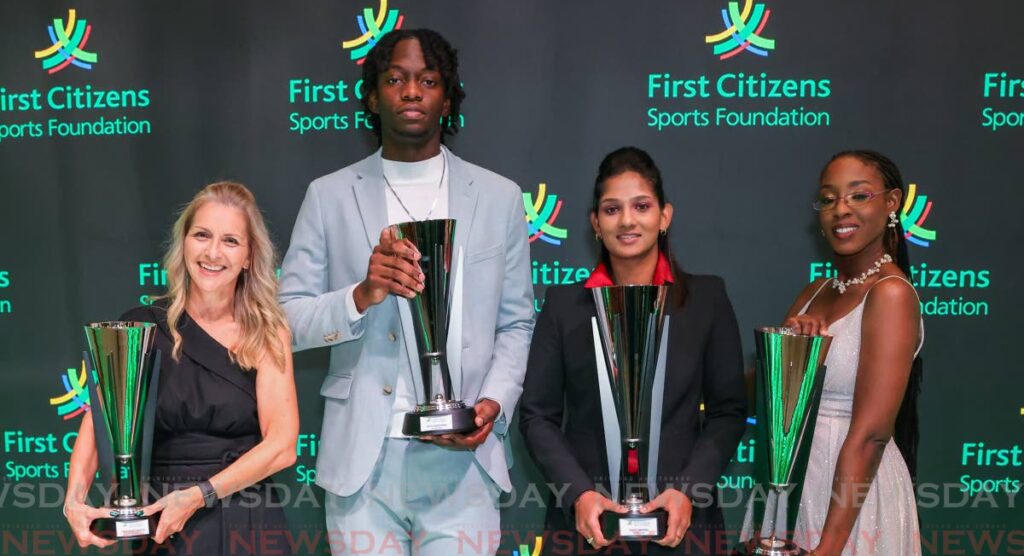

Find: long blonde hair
[160,181,289,370]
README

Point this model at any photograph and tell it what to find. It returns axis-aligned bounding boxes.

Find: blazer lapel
[445,149,479,400]
[446,148,479,264]
[351,151,389,248]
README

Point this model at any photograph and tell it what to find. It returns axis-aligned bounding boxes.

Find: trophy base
[601,507,668,541]
[402,401,477,436]
[91,508,156,540]
[734,537,809,556]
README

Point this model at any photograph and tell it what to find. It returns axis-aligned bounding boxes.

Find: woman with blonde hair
[63,181,299,555]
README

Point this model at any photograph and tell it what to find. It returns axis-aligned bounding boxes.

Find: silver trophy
[592,285,670,540]
[738,327,833,556]
[84,321,161,540]
[398,219,477,436]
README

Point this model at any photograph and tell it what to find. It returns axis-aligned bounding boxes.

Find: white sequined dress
[741,276,923,555]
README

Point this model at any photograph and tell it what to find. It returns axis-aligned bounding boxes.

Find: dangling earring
[820,228,825,237]
[594,232,601,241]
[888,211,898,229]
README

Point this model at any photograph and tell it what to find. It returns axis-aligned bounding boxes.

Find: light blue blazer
[279,148,535,497]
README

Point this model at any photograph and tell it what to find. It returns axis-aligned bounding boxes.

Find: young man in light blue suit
[279,29,534,556]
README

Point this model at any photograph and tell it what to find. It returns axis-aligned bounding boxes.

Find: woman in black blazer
[519,147,747,555]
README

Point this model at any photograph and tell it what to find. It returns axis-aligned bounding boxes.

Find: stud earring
[659,229,667,237]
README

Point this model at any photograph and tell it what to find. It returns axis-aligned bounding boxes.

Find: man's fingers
[379,226,397,244]
[368,266,420,298]
[474,400,499,423]
[377,229,420,260]
[381,269,420,295]
[434,421,491,450]
[373,257,424,287]
[374,251,422,276]
[395,238,421,260]
[459,421,493,448]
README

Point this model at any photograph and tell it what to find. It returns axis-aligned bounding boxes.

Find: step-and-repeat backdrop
[0,1,1021,554]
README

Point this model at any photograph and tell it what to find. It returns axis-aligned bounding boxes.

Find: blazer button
[387,332,397,342]
[382,385,393,395]
[323,331,339,343]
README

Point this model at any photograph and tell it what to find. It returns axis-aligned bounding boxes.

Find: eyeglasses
[812,189,888,212]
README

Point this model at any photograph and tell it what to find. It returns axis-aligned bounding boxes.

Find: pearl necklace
[831,254,893,294]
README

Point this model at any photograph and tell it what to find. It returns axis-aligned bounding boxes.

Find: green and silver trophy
[592,285,671,540]
[398,219,477,436]
[84,321,161,540]
[738,327,833,556]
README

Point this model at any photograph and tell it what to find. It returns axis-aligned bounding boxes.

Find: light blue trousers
[325,439,501,556]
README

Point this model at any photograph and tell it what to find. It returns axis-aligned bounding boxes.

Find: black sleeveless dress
[121,303,293,556]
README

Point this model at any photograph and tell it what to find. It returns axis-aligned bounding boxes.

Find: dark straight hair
[823,149,923,482]
[591,146,687,308]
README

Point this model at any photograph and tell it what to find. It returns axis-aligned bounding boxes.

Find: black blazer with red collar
[518,274,747,538]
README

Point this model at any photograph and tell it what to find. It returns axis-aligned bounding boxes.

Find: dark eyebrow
[386,64,440,75]
[820,179,872,190]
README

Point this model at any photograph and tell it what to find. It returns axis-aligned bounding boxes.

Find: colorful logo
[341,0,405,65]
[524,183,568,246]
[901,183,937,247]
[512,538,543,556]
[705,0,775,60]
[34,9,98,74]
[48,360,91,420]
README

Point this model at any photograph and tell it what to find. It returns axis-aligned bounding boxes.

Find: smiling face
[367,37,450,149]
[818,155,901,257]
[182,201,250,297]
[590,170,673,266]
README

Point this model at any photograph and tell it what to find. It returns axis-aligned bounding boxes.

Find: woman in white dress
[745,150,923,555]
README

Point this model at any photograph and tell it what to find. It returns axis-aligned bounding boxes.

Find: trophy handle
[442,246,464,400]
[591,317,622,503]
[139,350,161,504]
[84,350,115,486]
[645,317,670,499]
